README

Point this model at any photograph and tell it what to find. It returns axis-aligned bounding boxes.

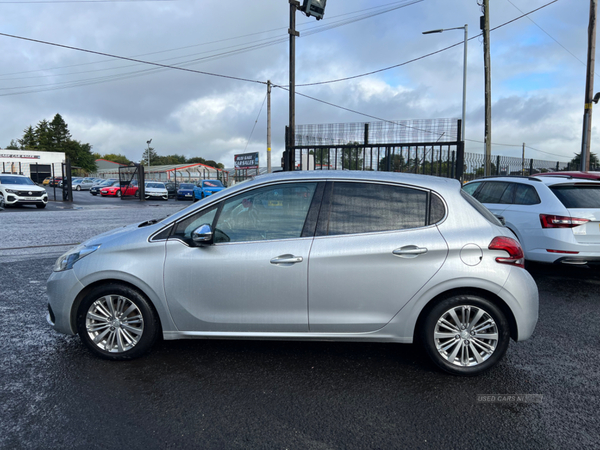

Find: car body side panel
[307,226,448,333]
[163,238,313,332]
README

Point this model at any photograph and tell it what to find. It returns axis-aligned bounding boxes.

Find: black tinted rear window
[550,185,600,208]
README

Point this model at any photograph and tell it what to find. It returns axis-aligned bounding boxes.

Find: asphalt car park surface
[1,197,599,449]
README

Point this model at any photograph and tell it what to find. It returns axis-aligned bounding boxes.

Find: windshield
[180,184,194,189]
[0,176,35,185]
[146,183,165,189]
[202,180,224,188]
[550,184,600,208]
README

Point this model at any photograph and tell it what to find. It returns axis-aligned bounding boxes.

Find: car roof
[466,175,600,187]
[242,170,461,192]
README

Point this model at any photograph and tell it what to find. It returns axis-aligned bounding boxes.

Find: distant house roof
[95,159,127,170]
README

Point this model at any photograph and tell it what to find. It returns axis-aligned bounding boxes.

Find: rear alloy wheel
[421,295,510,376]
[76,283,159,360]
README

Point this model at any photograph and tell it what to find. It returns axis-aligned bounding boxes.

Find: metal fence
[290,119,464,178]
[288,119,577,182]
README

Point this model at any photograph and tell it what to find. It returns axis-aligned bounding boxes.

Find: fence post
[455,142,464,182]
[496,155,500,175]
[529,159,534,175]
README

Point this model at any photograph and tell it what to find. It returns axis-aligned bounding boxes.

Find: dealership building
[0,149,66,183]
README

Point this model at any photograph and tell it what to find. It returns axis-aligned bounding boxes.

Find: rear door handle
[270,254,304,265]
[392,246,428,258]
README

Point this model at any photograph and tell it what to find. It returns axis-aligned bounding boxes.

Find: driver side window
[214,182,317,243]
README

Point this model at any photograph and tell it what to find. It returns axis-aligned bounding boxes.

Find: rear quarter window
[550,184,600,208]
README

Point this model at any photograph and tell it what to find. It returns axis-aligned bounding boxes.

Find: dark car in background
[165,182,177,199]
[176,183,195,201]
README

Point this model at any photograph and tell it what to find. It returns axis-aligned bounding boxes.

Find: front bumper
[2,191,48,206]
[47,268,86,335]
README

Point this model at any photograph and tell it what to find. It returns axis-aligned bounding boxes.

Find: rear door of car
[307,181,448,333]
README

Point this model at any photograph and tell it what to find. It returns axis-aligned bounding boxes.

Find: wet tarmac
[1,200,599,449]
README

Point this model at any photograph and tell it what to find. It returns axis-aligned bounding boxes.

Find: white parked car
[0,174,49,209]
[464,176,600,265]
[144,181,169,201]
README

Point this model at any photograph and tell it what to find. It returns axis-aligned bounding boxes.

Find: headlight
[5,189,18,194]
[53,244,101,272]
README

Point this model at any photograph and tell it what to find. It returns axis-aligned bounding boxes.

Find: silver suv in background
[47,171,538,376]
[0,174,49,209]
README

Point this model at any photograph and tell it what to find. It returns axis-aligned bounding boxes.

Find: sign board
[235,152,259,170]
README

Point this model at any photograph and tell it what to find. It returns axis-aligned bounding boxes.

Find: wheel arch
[70,278,163,336]
[413,287,519,343]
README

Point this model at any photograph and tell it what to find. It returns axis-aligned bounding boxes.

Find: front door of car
[307,181,449,333]
[163,181,321,333]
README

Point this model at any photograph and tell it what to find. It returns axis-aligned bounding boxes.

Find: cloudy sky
[0,0,594,168]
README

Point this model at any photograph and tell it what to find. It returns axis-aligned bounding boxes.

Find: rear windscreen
[550,185,600,208]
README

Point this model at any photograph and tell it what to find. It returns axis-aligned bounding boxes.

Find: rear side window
[326,182,429,235]
[473,181,510,203]
[514,184,540,205]
[550,185,600,208]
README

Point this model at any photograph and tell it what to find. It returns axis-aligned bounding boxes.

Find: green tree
[570,152,599,169]
[100,153,131,165]
[34,120,53,151]
[342,144,364,170]
[379,154,406,172]
[49,113,71,150]
[64,140,97,172]
[5,139,20,149]
[20,126,37,149]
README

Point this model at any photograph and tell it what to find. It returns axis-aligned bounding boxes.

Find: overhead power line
[297,0,560,87]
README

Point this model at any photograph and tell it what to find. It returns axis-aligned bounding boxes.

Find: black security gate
[118,163,145,200]
[285,119,464,181]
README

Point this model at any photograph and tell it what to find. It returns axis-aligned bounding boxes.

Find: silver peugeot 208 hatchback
[47,171,538,376]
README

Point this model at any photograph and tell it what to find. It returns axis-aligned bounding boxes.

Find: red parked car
[100,182,139,197]
[536,171,600,180]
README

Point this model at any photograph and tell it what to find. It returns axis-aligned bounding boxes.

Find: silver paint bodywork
[47,171,538,344]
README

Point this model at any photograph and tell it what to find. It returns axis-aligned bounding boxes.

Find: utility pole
[581,0,597,172]
[267,80,272,173]
[522,143,525,176]
[287,0,300,171]
[482,0,492,176]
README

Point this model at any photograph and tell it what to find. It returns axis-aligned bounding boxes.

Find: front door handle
[270,254,304,265]
[392,246,428,258]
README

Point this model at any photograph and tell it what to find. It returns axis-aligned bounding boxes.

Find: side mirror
[192,224,214,246]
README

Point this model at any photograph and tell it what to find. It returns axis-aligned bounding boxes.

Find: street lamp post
[146,139,152,166]
[423,25,468,147]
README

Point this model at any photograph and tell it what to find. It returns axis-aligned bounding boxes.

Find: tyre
[76,185,81,191]
[134,191,140,198]
[421,295,510,376]
[76,283,160,360]
[116,190,122,197]
[36,203,46,209]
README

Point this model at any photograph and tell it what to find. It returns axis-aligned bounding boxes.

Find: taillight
[540,214,589,228]
[488,236,525,268]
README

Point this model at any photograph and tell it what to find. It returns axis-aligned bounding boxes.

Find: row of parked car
[87,178,227,201]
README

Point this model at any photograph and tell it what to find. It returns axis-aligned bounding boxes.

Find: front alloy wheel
[422,295,510,376]
[77,284,159,360]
